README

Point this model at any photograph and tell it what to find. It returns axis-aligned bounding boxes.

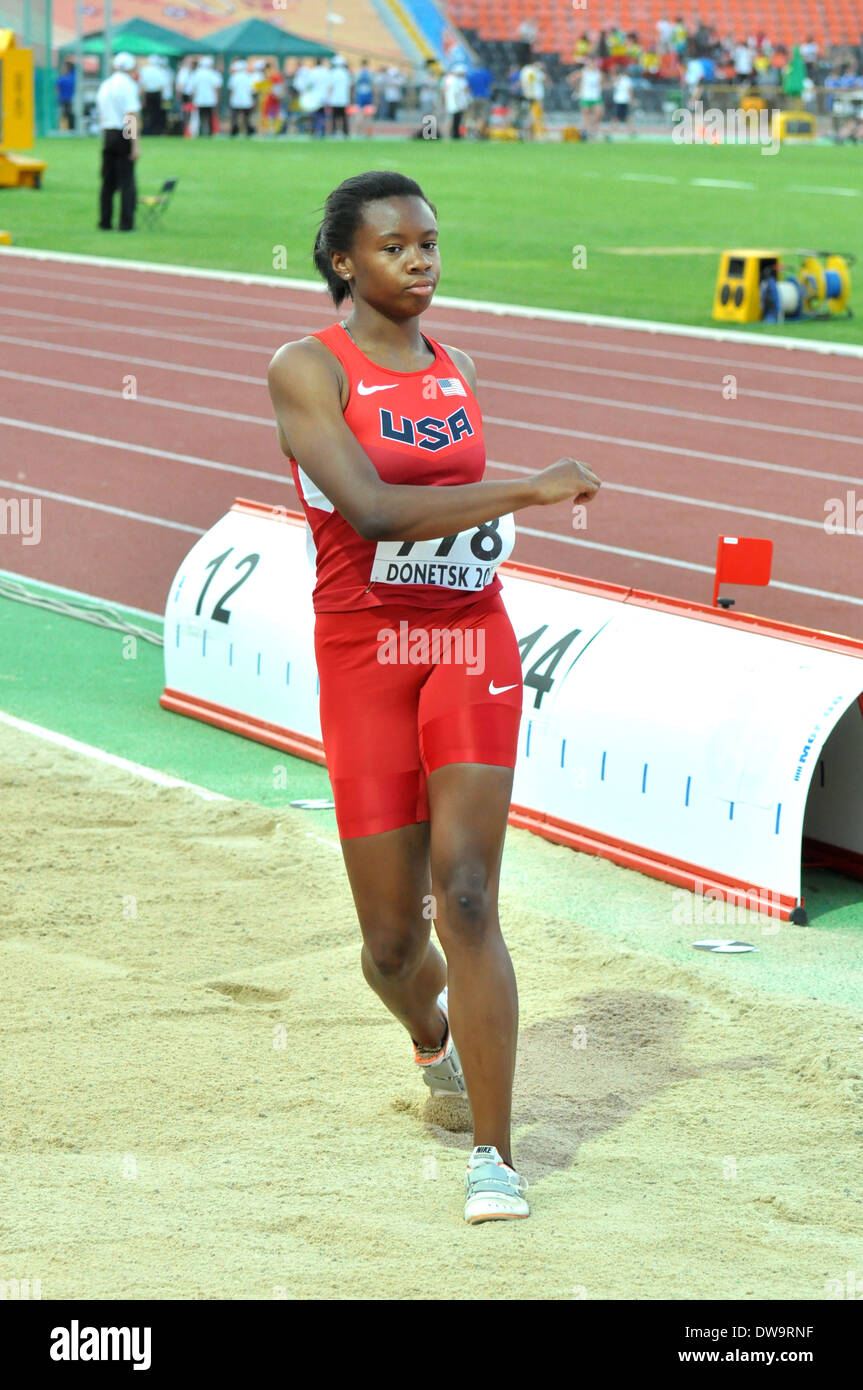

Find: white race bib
[369,513,515,592]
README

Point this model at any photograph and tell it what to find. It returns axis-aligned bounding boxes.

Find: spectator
[800,35,819,78]
[734,37,754,84]
[519,58,546,139]
[176,56,195,122]
[612,65,635,134]
[159,57,174,126]
[441,63,469,139]
[139,54,165,136]
[188,55,221,137]
[656,15,674,54]
[465,61,493,138]
[96,52,140,232]
[516,18,536,64]
[328,55,351,137]
[382,66,404,121]
[353,59,375,137]
[576,57,603,137]
[228,59,254,136]
[56,59,76,131]
[305,59,330,137]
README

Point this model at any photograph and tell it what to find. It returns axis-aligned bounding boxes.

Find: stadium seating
[444,0,862,56]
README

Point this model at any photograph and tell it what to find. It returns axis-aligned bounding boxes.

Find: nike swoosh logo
[488,681,519,695]
[357,381,398,395]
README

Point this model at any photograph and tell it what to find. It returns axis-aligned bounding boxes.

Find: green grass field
[4,135,863,342]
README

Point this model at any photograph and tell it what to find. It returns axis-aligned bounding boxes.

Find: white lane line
[0,370,266,426]
[0,281,297,333]
[691,178,755,190]
[2,246,863,357]
[0,478,205,533]
[789,185,860,197]
[484,402,863,449]
[4,412,863,491]
[2,469,859,613]
[6,329,861,413]
[0,304,283,357]
[0,333,262,385]
[514,527,863,608]
[3,301,862,386]
[0,416,288,484]
[0,710,229,801]
[5,366,862,448]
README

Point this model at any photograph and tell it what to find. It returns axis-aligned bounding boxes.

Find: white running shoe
[412,987,467,1097]
[464,1145,530,1223]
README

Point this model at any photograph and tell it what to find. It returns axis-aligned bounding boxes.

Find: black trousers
[330,105,349,135]
[144,90,163,135]
[197,105,215,136]
[99,129,136,231]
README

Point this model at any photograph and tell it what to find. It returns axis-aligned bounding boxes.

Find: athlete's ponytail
[312,170,437,307]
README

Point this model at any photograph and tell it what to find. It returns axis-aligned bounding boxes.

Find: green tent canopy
[206,19,334,60]
[58,18,198,60]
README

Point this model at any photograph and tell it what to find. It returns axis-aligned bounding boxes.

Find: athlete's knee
[436,857,493,933]
[362,924,426,980]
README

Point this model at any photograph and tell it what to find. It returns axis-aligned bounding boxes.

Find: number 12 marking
[195,548,260,625]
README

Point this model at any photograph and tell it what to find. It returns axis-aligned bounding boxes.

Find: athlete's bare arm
[268,338,599,543]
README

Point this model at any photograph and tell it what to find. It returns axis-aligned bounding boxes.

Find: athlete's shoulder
[268,333,345,391]
[438,343,478,394]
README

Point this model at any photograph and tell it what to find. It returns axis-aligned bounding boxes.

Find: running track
[1,250,862,638]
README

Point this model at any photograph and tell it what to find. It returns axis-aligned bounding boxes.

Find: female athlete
[267,170,601,1224]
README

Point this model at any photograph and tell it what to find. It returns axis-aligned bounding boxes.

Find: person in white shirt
[188,55,222,136]
[138,54,164,136]
[327,55,351,137]
[656,17,674,54]
[734,41,753,79]
[577,58,603,138]
[519,60,546,138]
[612,68,635,133]
[176,58,195,106]
[440,64,469,138]
[97,52,141,231]
[228,59,254,136]
[382,66,404,120]
[159,56,174,112]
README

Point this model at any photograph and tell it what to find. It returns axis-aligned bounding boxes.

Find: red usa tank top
[288,321,515,612]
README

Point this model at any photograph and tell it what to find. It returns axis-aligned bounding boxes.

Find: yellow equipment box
[0,29,47,187]
[712,249,780,323]
[770,110,816,142]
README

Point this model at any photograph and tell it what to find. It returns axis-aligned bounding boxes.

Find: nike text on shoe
[464,1145,530,1223]
[413,987,467,1097]
[357,381,398,395]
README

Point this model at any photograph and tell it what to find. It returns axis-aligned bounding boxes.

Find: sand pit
[1,719,862,1300]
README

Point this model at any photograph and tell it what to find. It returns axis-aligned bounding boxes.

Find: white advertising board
[162,502,863,921]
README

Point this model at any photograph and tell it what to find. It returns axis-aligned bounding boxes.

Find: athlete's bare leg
[427,762,518,1168]
[340,820,448,1049]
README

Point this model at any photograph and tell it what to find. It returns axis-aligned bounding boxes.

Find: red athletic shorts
[313,589,523,839]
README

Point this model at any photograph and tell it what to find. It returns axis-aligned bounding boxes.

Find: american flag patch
[437,377,466,397]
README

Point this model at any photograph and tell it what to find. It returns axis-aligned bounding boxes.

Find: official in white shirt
[139,54,165,136]
[188,55,222,136]
[328,55,351,137]
[97,52,141,231]
[228,59,255,136]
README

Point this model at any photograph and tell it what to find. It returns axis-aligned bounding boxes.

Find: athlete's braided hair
[313,170,437,307]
